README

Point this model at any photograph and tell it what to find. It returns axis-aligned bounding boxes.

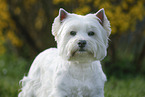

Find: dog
[18,8,111,97]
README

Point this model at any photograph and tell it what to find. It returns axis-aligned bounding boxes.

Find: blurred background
[0,0,145,97]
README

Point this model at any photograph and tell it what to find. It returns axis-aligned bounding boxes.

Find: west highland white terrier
[18,8,111,97]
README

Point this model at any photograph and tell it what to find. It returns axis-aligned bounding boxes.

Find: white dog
[18,8,111,97]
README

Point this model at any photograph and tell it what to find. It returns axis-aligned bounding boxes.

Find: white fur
[19,8,111,97]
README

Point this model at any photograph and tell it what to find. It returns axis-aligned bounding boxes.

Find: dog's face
[52,8,111,62]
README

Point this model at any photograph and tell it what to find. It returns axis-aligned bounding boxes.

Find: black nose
[78,40,87,48]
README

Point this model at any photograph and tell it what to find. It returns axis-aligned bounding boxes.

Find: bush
[102,49,145,78]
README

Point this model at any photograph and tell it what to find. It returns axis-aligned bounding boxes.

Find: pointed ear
[59,8,68,22]
[96,8,104,25]
[52,8,69,41]
[95,8,111,36]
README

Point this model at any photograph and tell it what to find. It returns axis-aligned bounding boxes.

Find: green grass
[0,54,145,97]
[0,54,30,97]
[105,77,145,97]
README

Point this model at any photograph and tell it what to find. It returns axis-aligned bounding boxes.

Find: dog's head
[52,8,111,62]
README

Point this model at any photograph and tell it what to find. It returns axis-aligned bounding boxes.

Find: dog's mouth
[72,48,87,56]
[79,48,86,51]
[69,48,96,62]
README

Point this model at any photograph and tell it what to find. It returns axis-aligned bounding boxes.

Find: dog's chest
[54,64,98,95]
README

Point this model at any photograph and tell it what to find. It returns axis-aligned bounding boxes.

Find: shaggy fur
[18,8,111,97]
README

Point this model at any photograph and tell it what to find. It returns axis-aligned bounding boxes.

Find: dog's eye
[88,31,95,36]
[70,31,76,36]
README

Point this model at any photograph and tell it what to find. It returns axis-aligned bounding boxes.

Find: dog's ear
[52,8,69,41]
[96,8,104,26]
[59,8,68,22]
[95,8,111,36]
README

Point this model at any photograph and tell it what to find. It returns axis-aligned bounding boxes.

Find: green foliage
[103,48,145,78]
[0,0,22,55]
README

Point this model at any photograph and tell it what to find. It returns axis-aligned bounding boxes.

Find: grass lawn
[105,77,145,97]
